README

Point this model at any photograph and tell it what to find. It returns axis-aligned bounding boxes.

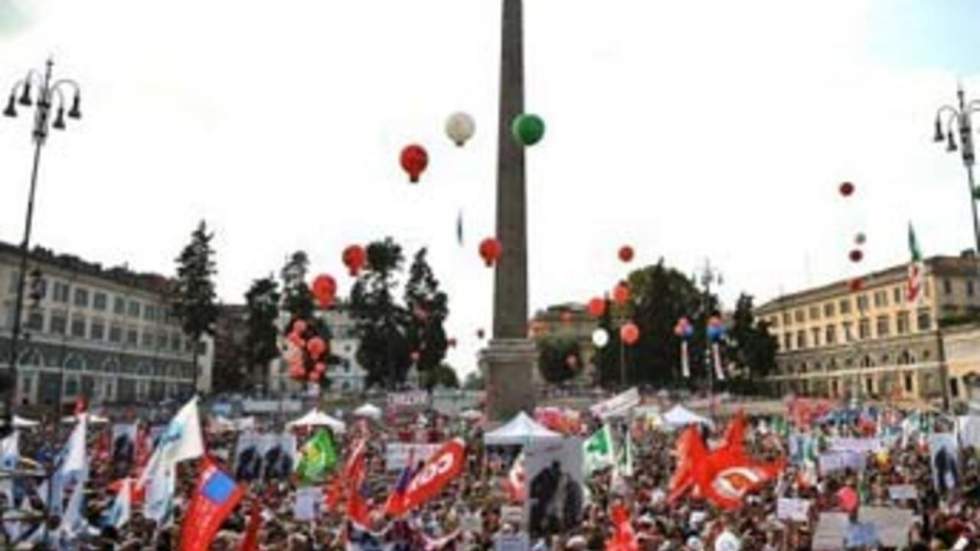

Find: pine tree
[404,248,450,389]
[173,220,219,395]
[728,293,778,379]
[244,277,281,390]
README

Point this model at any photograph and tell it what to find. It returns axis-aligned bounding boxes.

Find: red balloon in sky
[476,328,485,340]
[587,297,606,318]
[400,144,429,183]
[479,238,503,267]
[342,245,367,277]
[849,249,863,263]
[311,274,337,308]
[839,181,855,197]
[620,322,640,346]
[613,282,631,306]
[618,246,634,263]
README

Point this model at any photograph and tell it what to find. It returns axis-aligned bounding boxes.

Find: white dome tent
[483,411,562,446]
[353,403,383,421]
[286,408,346,433]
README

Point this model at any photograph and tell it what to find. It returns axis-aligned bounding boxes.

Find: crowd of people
[0,396,979,550]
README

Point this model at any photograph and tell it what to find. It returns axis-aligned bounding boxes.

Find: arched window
[102,357,120,373]
[17,348,44,367]
[64,354,85,371]
[861,355,874,368]
[898,350,912,365]
[800,362,808,374]
[64,377,79,397]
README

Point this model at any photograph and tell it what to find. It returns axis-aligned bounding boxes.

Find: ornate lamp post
[2,59,82,417]
[932,85,980,253]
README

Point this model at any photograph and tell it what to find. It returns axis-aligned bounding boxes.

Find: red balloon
[291,319,308,334]
[307,337,328,360]
[479,238,503,267]
[311,274,337,308]
[618,246,634,263]
[342,245,367,277]
[620,322,640,346]
[314,362,327,374]
[839,181,855,197]
[476,328,485,339]
[287,331,305,348]
[587,297,606,318]
[400,144,429,183]
[307,370,320,383]
[613,282,631,306]
[288,365,305,380]
[849,249,863,263]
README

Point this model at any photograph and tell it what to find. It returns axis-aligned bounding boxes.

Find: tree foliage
[537,337,582,384]
[727,293,778,379]
[423,364,460,389]
[173,220,219,392]
[243,277,281,388]
[405,248,450,389]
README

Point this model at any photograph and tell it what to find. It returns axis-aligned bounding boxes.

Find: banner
[776,497,810,522]
[494,533,530,551]
[179,459,245,551]
[233,433,298,482]
[589,388,640,419]
[929,433,960,492]
[818,451,865,475]
[859,507,916,549]
[887,484,917,501]
[388,439,466,517]
[525,437,584,537]
[384,443,442,472]
[387,391,429,409]
[812,512,850,551]
[293,487,323,521]
[829,437,882,454]
[241,399,302,414]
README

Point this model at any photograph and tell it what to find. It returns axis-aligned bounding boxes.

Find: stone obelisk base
[480,338,537,422]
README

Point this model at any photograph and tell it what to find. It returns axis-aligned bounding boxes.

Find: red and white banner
[387,438,466,517]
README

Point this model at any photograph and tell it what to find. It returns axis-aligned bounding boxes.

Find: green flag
[297,429,337,484]
[583,425,616,476]
[616,431,634,477]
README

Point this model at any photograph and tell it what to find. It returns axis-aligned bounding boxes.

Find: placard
[887,484,917,501]
[233,432,298,481]
[501,505,524,526]
[589,387,640,419]
[524,438,584,537]
[776,498,810,522]
[829,437,881,454]
[818,450,865,475]
[494,533,529,551]
[387,391,429,408]
[859,507,915,548]
[812,512,849,551]
[293,487,323,521]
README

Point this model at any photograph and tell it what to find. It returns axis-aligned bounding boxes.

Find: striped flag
[907,223,925,305]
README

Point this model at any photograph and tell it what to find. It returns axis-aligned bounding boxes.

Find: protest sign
[461,513,483,534]
[812,512,849,551]
[818,450,865,475]
[293,487,323,521]
[589,387,640,419]
[494,533,530,551]
[888,484,917,501]
[859,507,915,548]
[524,437,584,537]
[776,497,810,522]
[387,391,429,409]
[233,432,298,481]
[501,506,524,526]
[829,437,881,454]
[846,522,880,549]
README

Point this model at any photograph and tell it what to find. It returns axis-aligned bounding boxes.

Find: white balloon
[445,112,476,147]
[592,328,609,348]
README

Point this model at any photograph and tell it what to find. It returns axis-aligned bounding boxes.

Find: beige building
[756,254,980,403]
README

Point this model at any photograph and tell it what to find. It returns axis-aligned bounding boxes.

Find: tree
[423,364,460,389]
[243,277,281,391]
[537,337,581,384]
[349,238,412,388]
[173,220,219,395]
[404,248,450,389]
[728,293,778,380]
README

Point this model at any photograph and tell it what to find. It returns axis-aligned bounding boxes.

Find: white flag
[143,454,175,523]
[62,415,88,475]
[159,396,204,467]
[0,432,19,506]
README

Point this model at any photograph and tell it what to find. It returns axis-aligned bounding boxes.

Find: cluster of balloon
[587,297,607,318]
[311,274,337,308]
[342,245,367,277]
[620,322,640,346]
[512,114,546,146]
[706,316,726,342]
[445,112,476,147]
[839,181,866,286]
[284,319,330,384]
[592,328,609,348]
[674,317,694,339]
[400,144,429,183]
[479,237,503,267]
[618,245,634,263]
[612,282,631,306]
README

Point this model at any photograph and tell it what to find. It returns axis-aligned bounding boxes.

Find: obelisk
[480,0,537,421]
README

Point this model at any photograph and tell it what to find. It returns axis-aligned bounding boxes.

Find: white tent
[663,405,713,429]
[353,403,383,420]
[286,409,346,433]
[13,415,39,428]
[483,411,562,446]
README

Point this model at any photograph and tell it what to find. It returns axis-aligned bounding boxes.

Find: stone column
[483,0,537,421]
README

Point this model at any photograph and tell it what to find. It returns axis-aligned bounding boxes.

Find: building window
[873,291,888,308]
[157,332,168,349]
[769,316,779,329]
[93,292,107,311]
[141,332,154,349]
[809,306,820,321]
[856,295,869,311]
[73,287,89,308]
[968,281,976,297]
[893,287,902,305]
[109,324,123,343]
[90,319,105,341]
[114,297,125,314]
[783,333,792,351]
[824,302,836,317]
[943,279,952,295]
[839,298,852,314]
[70,315,86,338]
[811,328,821,347]
[794,309,805,323]
[171,333,182,352]
[126,327,138,346]
[7,271,19,294]
[782,312,791,326]
[144,305,157,321]
[842,321,853,342]
[897,311,910,335]
[796,330,806,349]
[50,312,67,335]
[865,377,873,394]
[825,325,836,345]
[25,310,44,331]
[128,300,141,318]
[858,318,871,339]
[917,309,932,331]
[52,281,70,303]
[904,373,913,393]
[876,315,890,338]
[950,378,960,398]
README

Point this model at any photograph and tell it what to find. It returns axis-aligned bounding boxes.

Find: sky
[0,1,979,376]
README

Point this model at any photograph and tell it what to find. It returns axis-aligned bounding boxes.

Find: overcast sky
[1,1,979,375]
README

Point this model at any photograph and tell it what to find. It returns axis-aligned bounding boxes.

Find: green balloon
[512,114,545,146]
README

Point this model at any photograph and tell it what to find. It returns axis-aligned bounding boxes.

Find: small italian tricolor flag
[907,223,925,304]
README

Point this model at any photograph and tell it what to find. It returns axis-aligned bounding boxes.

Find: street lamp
[932,85,980,253]
[696,259,723,421]
[2,59,82,417]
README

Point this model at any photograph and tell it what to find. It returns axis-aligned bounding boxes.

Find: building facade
[0,242,211,407]
[756,254,980,403]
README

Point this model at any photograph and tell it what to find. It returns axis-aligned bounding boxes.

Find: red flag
[180,458,245,551]
[325,476,344,512]
[605,504,639,551]
[386,438,465,518]
[109,477,146,505]
[239,500,262,551]
[345,443,372,525]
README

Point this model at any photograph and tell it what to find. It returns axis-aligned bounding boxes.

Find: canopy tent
[483,411,563,446]
[353,403,383,420]
[12,415,39,428]
[286,409,346,433]
[61,413,110,424]
[663,405,713,429]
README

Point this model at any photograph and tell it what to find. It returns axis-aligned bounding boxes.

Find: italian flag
[907,224,925,305]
